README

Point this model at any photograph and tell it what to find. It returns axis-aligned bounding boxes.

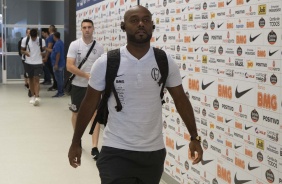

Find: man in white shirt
[68,6,203,184]
[67,19,104,160]
[21,28,46,106]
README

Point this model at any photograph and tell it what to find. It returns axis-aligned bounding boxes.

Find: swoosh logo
[182,7,187,12]
[165,115,169,118]
[226,0,233,6]
[246,0,250,2]
[234,173,251,184]
[235,86,252,98]
[201,81,214,90]
[116,74,124,77]
[181,172,185,175]
[195,47,200,52]
[225,119,232,123]
[201,159,213,165]
[192,35,200,42]
[182,76,186,80]
[115,0,118,5]
[248,163,259,171]
[249,33,261,42]
[156,36,161,41]
[269,50,278,56]
[234,145,242,149]
[170,164,174,167]
[217,22,224,28]
[245,125,252,130]
[176,142,185,150]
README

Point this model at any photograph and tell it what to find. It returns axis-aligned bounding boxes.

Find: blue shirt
[51,39,65,67]
[46,34,55,59]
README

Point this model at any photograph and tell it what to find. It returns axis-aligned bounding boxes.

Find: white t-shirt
[89,46,182,151]
[21,37,46,65]
[67,38,104,87]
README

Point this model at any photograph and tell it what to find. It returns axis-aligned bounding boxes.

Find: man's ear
[120,22,125,31]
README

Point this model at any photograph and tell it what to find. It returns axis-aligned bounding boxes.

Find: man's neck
[82,36,93,44]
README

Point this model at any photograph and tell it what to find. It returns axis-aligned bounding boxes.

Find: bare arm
[68,86,102,168]
[167,84,203,164]
[21,47,29,57]
[66,57,90,79]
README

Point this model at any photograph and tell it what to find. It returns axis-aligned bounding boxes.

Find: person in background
[66,19,104,160]
[41,28,52,85]
[21,28,46,106]
[68,6,203,183]
[46,32,65,97]
[43,25,57,91]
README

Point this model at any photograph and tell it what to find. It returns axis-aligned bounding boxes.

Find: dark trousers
[46,59,57,88]
[96,146,166,184]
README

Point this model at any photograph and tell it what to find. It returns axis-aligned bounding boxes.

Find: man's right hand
[42,58,47,62]
[68,143,82,168]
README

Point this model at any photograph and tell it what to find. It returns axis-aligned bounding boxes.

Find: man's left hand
[189,141,203,164]
[54,64,58,71]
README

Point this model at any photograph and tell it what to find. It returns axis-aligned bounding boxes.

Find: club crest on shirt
[151,68,160,81]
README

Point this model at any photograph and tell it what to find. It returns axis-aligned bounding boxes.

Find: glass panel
[6,0,64,25]
[6,55,24,79]
[5,27,64,53]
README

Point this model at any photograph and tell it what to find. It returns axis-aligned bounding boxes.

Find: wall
[76,0,282,183]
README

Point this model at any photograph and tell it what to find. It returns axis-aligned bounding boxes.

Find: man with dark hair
[21,28,46,106]
[43,25,57,91]
[41,28,52,85]
[47,32,65,97]
[68,6,203,184]
[66,19,104,160]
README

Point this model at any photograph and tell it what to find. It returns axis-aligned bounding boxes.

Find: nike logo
[194,47,200,52]
[235,86,252,98]
[269,50,278,56]
[234,173,251,184]
[234,145,242,149]
[248,163,259,171]
[245,125,252,130]
[192,35,200,42]
[106,3,109,8]
[181,172,185,175]
[176,142,185,150]
[115,0,118,5]
[116,74,124,77]
[182,76,186,80]
[225,119,232,123]
[165,115,169,118]
[160,46,164,50]
[249,33,261,42]
[182,7,187,12]
[170,164,174,167]
[201,81,214,90]
[226,0,232,6]
[246,0,250,2]
[217,22,224,28]
[201,159,213,165]
[156,36,161,41]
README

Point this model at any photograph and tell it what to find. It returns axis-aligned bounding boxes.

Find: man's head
[26,28,30,36]
[49,25,56,34]
[53,32,60,41]
[121,6,154,44]
[41,28,49,38]
[81,19,94,39]
[30,29,38,41]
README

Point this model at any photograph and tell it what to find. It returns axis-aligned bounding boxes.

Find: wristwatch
[190,135,201,142]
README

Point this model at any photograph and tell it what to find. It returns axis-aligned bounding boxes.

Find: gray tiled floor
[0,84,102,184]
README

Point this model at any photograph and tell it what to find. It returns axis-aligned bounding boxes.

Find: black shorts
[21,60,27,78]
[69,85,87,112]
[96,146,166,184]
[25,63,43,78]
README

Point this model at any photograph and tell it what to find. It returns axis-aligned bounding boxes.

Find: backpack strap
[39,38,43,52]
[153,47,168,104]
[89,49,121,135]
[25,36,30,52]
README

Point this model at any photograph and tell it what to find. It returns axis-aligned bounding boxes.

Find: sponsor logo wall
[77,0,282,183]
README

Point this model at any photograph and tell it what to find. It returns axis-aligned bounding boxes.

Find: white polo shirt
[89,46,182,151]
[21,37,46,65]
[67,38,104,87]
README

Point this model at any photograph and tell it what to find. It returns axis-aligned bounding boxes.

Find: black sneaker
[48,86,57,91]
[24,83,29,89]
[28,90,32,97]
[91,147,99,160]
